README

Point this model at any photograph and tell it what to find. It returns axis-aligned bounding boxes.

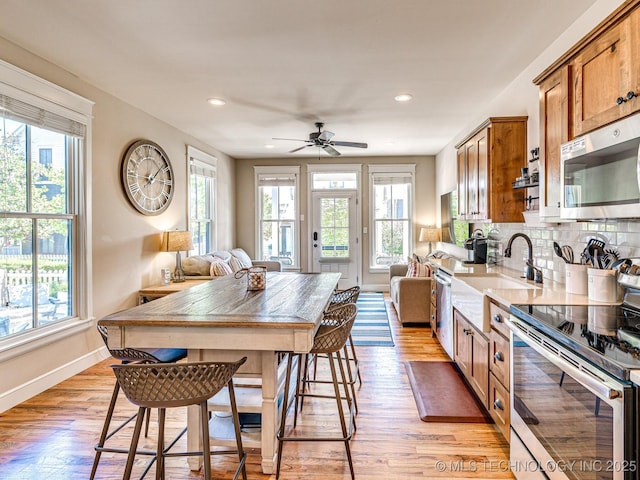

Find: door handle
[313,232,318,241]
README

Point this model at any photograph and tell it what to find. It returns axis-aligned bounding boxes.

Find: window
[188,146,216,255]
[0,60,92,342]
[369,164,415,269]
[255,166,299,269]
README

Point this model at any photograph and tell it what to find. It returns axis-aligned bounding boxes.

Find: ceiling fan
[273,122,368,156]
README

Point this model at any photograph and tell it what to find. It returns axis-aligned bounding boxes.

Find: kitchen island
[98,271,341,474]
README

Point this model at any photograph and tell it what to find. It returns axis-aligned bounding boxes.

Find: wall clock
[121,139,174,215]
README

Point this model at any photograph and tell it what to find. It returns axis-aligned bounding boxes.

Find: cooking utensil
[561,245,574,264]
[553,242,567,263]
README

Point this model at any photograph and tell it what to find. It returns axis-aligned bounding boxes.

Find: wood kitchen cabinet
[571,8,640,137]
[455,117,527,223]
[453,309,489,408]
[537,66,571,218]
[488,301,511,440]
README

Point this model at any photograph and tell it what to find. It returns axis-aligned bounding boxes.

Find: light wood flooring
[0,297,512,479]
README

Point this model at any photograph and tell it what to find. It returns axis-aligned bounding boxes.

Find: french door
[310,191,358,290]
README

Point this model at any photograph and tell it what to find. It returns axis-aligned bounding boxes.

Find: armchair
[389,264,431,326]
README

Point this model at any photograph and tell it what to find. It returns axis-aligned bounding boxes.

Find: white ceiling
[0,0,597,159]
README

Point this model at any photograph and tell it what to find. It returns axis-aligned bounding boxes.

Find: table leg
[187,349,204,471]
[260,351,279,474]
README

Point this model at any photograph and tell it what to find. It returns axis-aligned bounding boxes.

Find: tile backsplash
[438,220,640,285]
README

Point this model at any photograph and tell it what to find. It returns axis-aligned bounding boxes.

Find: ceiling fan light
[207,97,226,106]
[264,144,275,149]
[394,93,413,102]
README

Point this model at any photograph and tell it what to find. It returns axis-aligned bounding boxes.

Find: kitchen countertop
[429,257,621,308]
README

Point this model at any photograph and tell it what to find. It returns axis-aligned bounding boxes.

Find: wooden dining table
[98,271,341,474]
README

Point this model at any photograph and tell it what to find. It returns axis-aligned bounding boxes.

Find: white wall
[0,36,235,412]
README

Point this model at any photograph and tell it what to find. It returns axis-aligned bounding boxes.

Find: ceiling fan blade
[289,145,310,153]
[331,141,368,149]
[318,130,335,142]
[273,137,308,142]
[322,145,341,157]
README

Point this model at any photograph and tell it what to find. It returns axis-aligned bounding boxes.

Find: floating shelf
[512,180,539,189]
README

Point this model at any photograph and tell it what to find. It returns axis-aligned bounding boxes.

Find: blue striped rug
[351,291,394,346]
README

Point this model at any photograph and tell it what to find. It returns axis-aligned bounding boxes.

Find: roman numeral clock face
[121,140,174,215]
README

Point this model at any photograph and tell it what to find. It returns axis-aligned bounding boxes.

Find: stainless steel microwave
[560,113,640,219]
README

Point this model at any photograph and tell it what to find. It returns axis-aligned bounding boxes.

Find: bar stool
[90,325,188,479]
[276,303,358,480]
[112,358,248,480]
[303,286,361,414]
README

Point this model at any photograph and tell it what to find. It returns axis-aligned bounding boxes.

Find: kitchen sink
[458,274,541,292]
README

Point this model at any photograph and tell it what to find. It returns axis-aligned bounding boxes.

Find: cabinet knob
[493,314,502,323]
[493,399,504,411]
[463,328,473,335]
[627,91,638,101]
[494,351,504,362]
[617,96,626,105]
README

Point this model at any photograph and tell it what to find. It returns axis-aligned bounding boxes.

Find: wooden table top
[100,272,340,330]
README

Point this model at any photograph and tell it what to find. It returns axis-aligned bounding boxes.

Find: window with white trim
[369,164,415,270]
[187,146,216,255]
[0,60,92,341]
[255,166,299,269]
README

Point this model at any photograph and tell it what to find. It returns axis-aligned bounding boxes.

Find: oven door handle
[507,318,622,401]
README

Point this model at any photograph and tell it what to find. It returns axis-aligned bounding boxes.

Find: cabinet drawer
[489,301,510,338]
[489,373,510,441]
[490,329,510,387]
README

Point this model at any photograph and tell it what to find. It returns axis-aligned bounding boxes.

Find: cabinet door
[456,148,468,219]
[476,129,489,220]
[465,141,478,219]
[469,326,489,408]
[490,328,510,387]
[454,310,470,376]
[539,66,570,217]
[572,15,639,135]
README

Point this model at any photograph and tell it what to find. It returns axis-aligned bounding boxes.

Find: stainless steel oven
[507,314,638,480]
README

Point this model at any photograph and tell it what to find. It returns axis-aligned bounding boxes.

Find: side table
[138,279,210,304]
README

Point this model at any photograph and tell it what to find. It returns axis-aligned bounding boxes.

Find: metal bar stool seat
[112,358,248,480]
[276,303,358,480]
[91,325,188,479]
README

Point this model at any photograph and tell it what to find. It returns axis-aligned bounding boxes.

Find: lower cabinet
[454,309,489,408]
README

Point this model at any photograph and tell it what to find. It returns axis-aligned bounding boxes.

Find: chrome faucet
[503,233,543,284]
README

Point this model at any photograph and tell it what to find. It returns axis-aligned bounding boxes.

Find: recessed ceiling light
[207,97,226,106]
[264,144,275,149]
[394,93,413,102]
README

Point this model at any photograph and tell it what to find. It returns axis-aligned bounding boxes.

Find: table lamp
[419,227,440,255]
[160,230,194,283]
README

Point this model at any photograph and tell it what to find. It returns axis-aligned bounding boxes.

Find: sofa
[389,263,431,326]
[181,248,282,279]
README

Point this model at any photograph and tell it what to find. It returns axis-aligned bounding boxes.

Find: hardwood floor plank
[0,296,512,479]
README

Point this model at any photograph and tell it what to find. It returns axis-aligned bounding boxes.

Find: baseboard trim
[361,284,389,292]
[0,346,110,413]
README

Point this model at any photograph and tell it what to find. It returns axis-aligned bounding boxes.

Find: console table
[137,279,209,304]
[99,271,340,474]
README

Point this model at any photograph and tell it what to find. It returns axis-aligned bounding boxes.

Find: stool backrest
[97,325,161,363]
[112,357,247,409]
[330,286,360,307]
[312,303,357,354]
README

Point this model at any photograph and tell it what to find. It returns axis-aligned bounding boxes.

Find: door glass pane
[320,197,349,258]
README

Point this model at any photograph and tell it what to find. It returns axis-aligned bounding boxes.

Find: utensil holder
[587,268,621,302]
[565,264,588,295]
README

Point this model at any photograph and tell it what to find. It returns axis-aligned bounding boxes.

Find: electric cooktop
[510,299,640,381]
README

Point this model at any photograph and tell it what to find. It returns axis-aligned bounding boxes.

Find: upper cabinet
[534,0,640,219]
[572,9,640,136]
[456,117,527,223]
[538,66,571,217]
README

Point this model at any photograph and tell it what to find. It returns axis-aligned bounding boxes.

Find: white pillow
[182,254,215,276]
[230,248,253,268]
[210,259,233,276]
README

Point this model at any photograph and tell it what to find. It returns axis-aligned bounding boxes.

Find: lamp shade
[419,227,440,243]
[160,230,194,252]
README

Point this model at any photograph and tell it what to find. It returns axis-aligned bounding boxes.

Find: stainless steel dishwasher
[434,270,453,359]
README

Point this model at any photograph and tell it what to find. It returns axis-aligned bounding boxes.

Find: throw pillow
[230,248,253,268]
[210,259,233,276]
[406,259,431,277]
[228,255,244,272]
[181,254,215,276]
